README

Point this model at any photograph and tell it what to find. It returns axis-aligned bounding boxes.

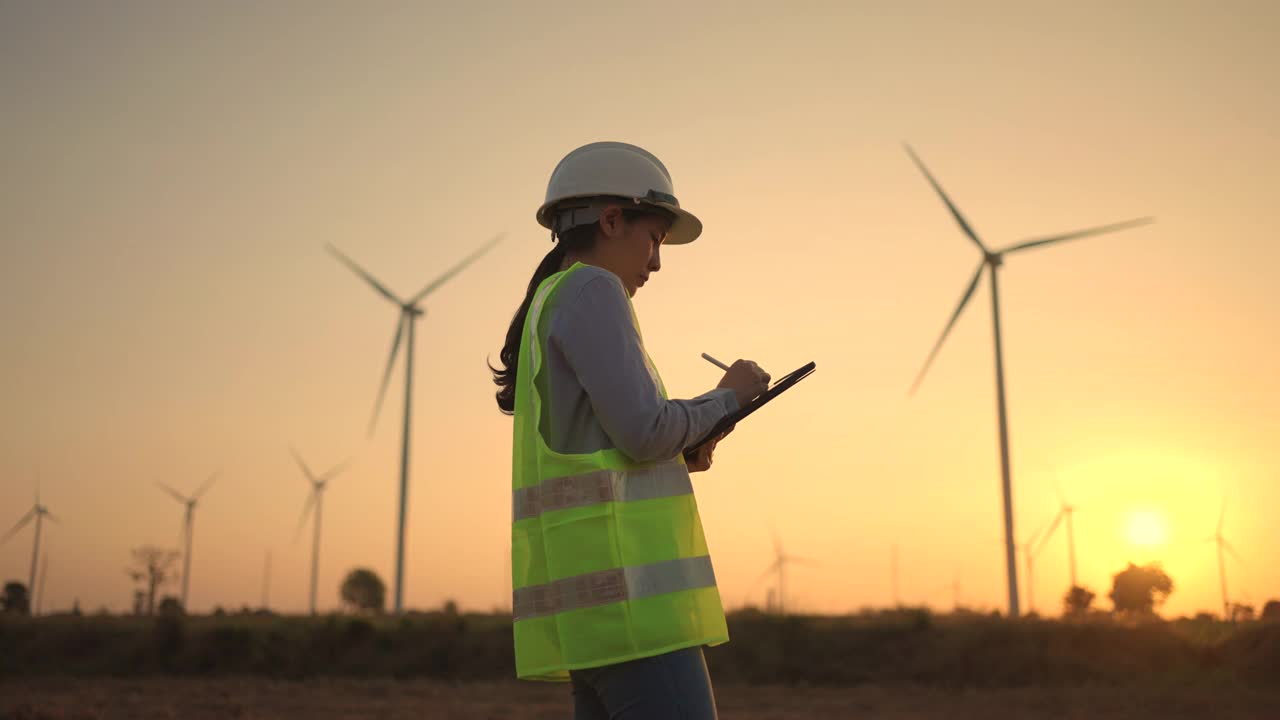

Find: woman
[490,141,770,719]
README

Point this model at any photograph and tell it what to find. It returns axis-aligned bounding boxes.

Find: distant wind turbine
[157,470,220,610]
[1036,482,1079,591]
[1019,519,1049,614]
[291,447,350,615]
[328,234,504,614]
[904,144,1153,617]
[1,483,58,613]
[1207,498,1243,619]
[754,530,818,616]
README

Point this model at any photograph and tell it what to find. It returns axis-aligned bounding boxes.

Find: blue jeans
[569,646,719,720]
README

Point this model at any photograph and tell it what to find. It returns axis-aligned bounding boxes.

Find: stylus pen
[701,353,731,371]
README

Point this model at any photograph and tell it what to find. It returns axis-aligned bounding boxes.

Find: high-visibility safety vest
[511,263,728,681]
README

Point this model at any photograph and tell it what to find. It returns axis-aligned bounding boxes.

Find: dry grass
[2,678,1278,720]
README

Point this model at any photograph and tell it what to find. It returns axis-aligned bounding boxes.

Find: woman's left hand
[685,431,729,473]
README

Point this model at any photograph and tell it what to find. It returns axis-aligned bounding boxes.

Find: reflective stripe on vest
[512,555,716,621]
[512,461,692,522]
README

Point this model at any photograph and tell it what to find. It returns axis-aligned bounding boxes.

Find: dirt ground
[2,678,1278,720]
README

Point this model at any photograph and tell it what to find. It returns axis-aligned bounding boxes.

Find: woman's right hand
[717,360,771,407]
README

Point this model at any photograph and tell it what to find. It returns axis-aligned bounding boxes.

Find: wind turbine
[1207,498,1242,619]
[328,233,503,614]
[1037,483,1079,590]
[1019,519,1049,613]
[753,530,818,616]
[1,485,58,613]
[290,447,350,615]
[904,144,1153,617]
[157,470,219,611]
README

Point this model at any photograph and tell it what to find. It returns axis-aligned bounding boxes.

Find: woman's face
[597,206,672,297]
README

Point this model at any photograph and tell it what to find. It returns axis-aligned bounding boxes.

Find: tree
[1229,602,1255,623]
[1063,585,1096,617]
[1109,562,1174,615]
[340,568,386,614]
[126,546,180,616]
[2,581,30,615]
[158,596,185,617]
[1262,600,1280,622]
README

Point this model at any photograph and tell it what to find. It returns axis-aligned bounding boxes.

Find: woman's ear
[599,205,624,238]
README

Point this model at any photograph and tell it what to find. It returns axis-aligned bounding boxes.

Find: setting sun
[1126,509,1170,547]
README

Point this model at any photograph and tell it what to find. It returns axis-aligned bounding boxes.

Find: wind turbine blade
[1001,218,1154,255]
[157,482,188,504]
[289,446,317,483]
[1217,497,1227,535]
[293,493,317,544]
[1024,519,1050,550]
[369,314,406,436]
[320,457,353,483]
[42,511,60,525]
[1033,511,1065,558]
[327,244,406,306]
[903,145,987,252]
[407,233,505,305]
[909,262,985,395]
[1221,538,1245,565]
[1,509,35,546]
[193,470,221,500]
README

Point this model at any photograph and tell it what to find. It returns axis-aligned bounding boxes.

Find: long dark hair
[490,208,651,414]
[489,224,595,414]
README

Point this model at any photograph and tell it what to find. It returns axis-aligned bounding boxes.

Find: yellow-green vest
[511,263,728,681]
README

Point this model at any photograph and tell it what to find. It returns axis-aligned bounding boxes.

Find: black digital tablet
[684,361,817,455]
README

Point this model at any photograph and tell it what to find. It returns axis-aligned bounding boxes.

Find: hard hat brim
[649,202,702,246]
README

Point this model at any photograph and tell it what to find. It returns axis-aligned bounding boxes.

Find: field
[3,610,1279,718]
[4,678,1280,719]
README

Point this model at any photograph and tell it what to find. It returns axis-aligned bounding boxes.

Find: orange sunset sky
[2,1,1277,618]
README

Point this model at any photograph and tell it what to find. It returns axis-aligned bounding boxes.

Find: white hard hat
[536,141,703,245]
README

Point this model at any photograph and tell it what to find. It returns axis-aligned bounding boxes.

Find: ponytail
[490,225,596,414]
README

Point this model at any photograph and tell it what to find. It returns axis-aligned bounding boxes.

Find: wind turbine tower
[327,234,503,614]
[904,144,1153,617]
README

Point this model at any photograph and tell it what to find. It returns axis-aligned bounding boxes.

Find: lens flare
[1126,508,1169,547]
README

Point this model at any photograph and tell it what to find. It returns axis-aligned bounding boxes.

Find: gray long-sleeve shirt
[539,264,739,462]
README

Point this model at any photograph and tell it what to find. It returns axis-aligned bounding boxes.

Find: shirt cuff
[709,387,739,415]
